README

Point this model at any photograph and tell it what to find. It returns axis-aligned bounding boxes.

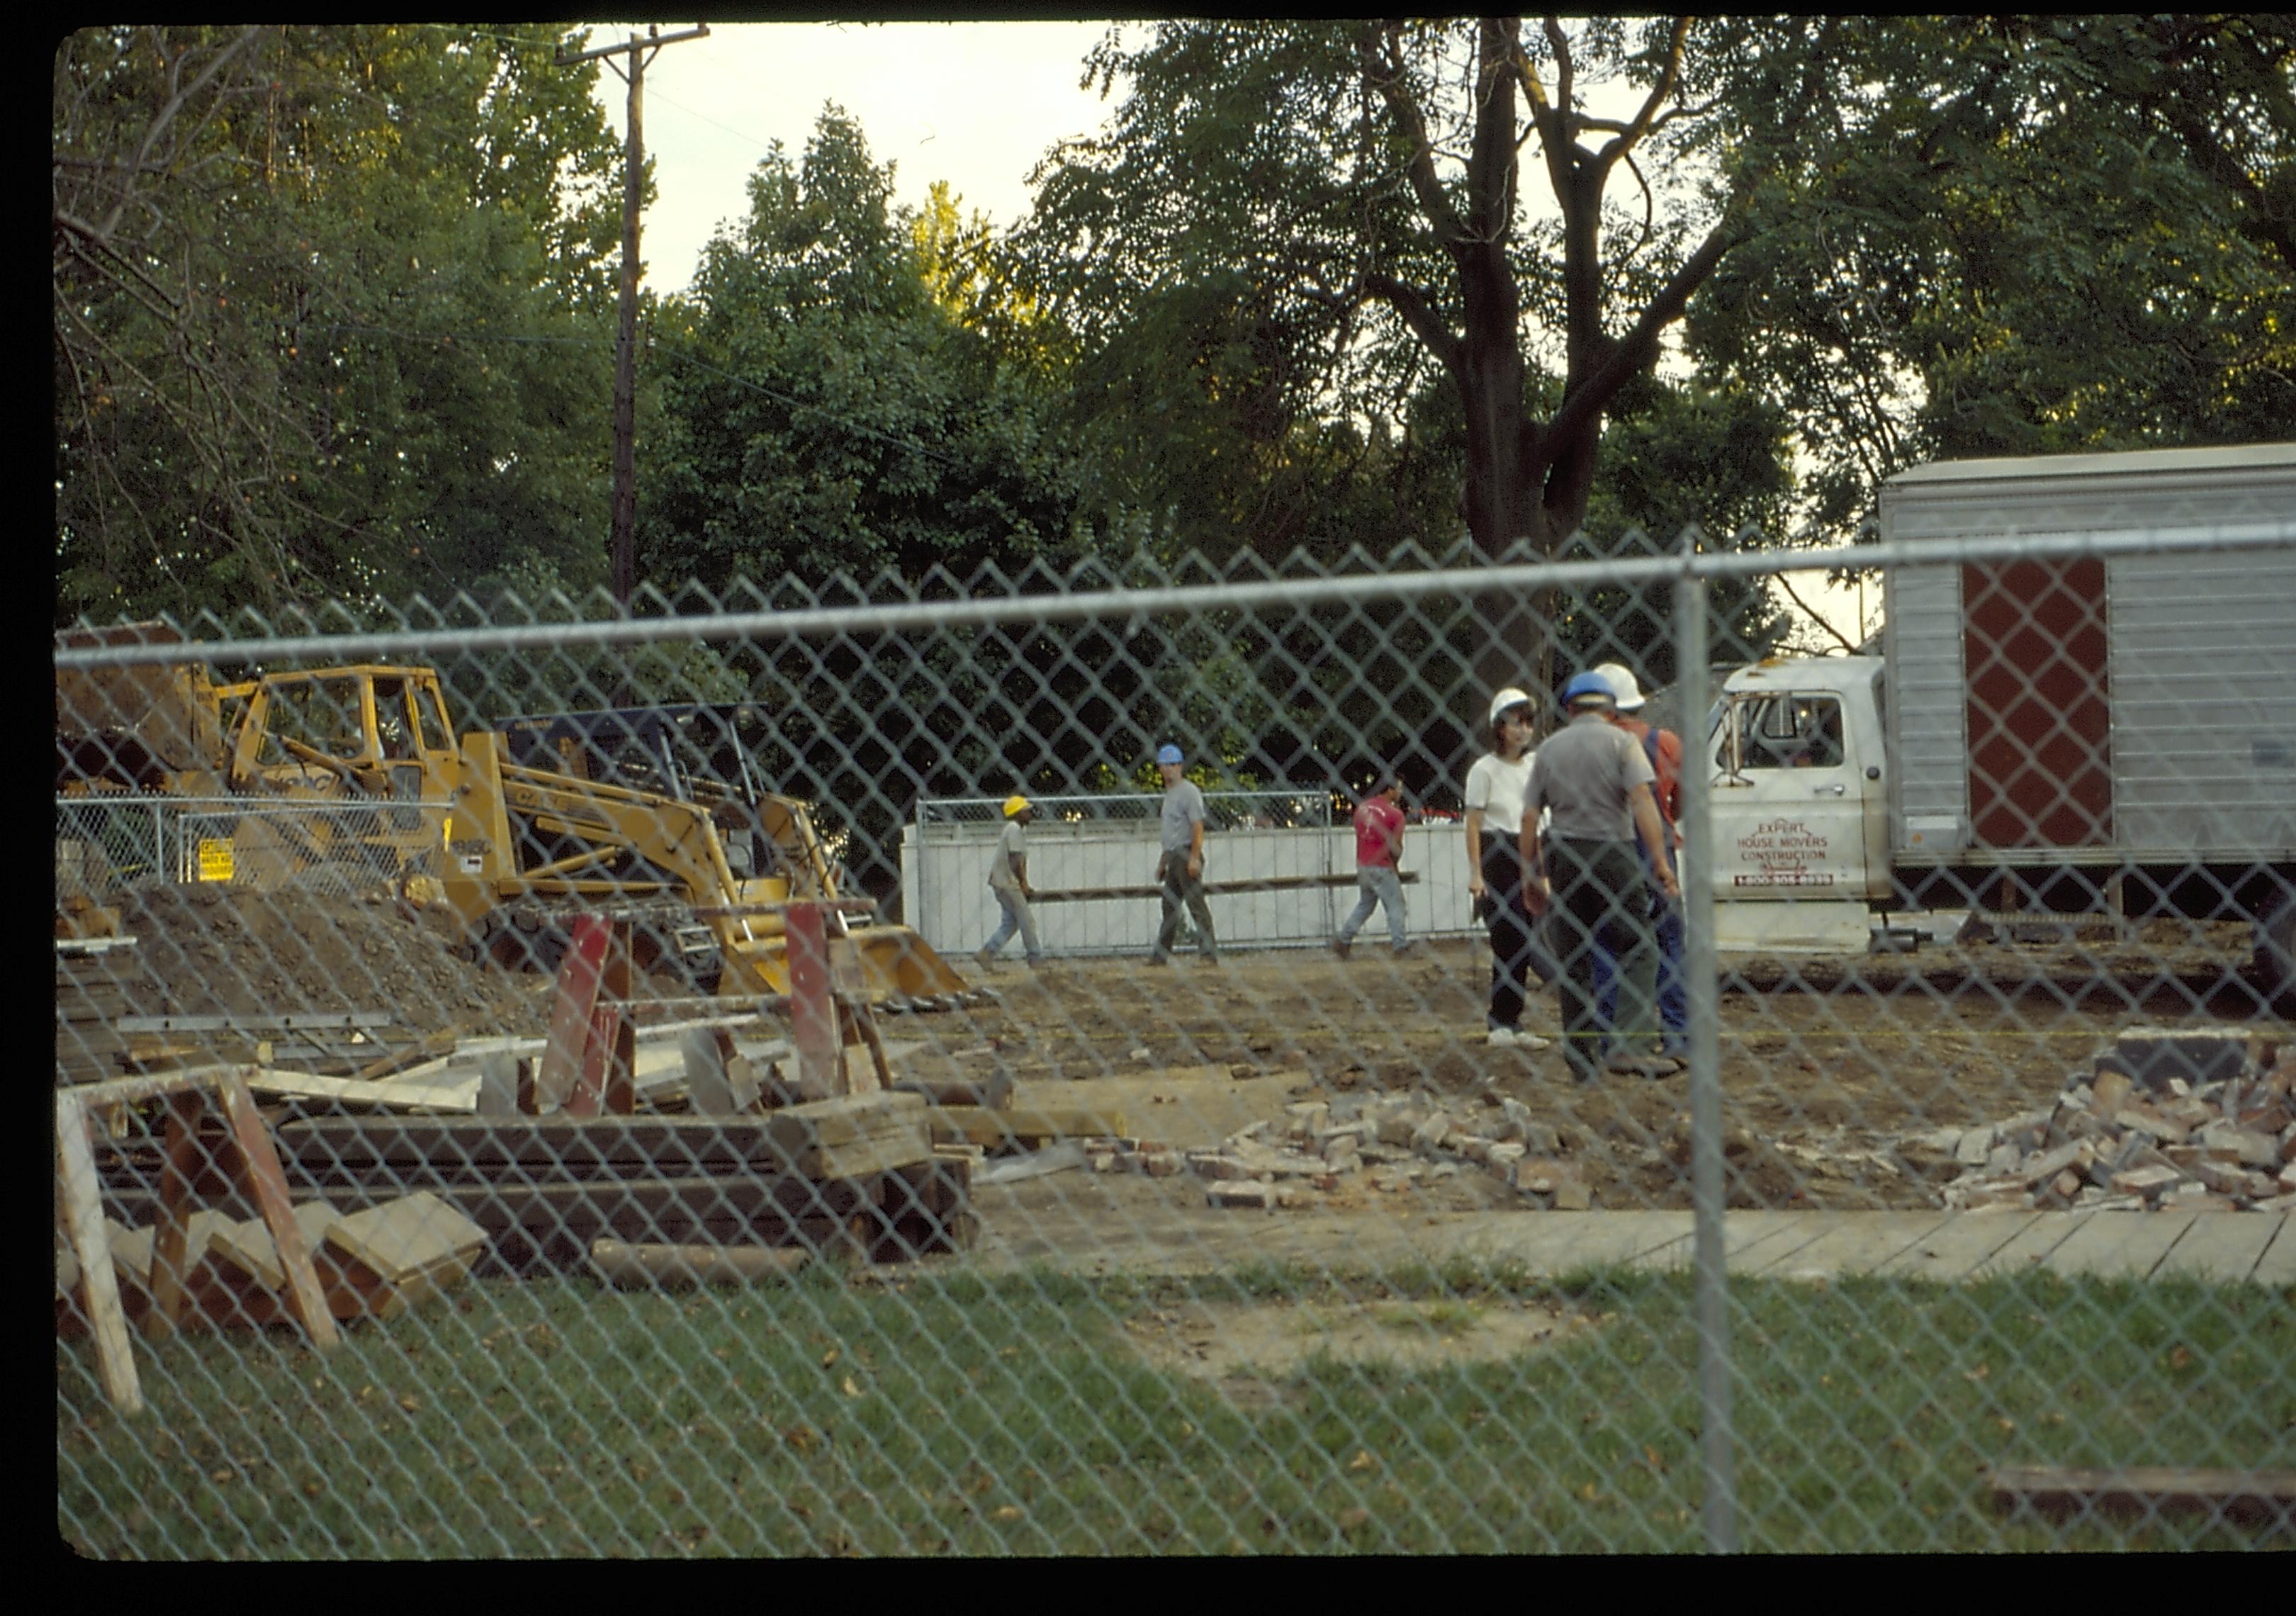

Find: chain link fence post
[1676,538,1738,1552]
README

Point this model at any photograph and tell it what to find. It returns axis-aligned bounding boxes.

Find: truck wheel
[2255,890,2296,1010]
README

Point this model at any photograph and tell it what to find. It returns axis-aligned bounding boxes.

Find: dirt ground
[905,924,2284,1219]
[63,887,2283,1226]
[90,882,558,1036]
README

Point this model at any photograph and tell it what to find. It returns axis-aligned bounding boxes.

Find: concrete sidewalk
[967,1202,2293,1287]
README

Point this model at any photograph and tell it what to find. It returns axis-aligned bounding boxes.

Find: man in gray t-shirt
[1150,744,1217,964]
[978,795,1042,966]
[1521,674,1679,1082]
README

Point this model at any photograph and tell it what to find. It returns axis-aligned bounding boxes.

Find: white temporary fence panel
[901,813,1478,957]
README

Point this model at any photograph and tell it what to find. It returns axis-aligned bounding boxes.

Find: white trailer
[1703,442,2296,1000]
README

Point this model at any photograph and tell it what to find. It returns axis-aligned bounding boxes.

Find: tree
[641,109,1102,597]
[1017,18,1846,695]
[53,25,625,626]
[1688,16,2296,543]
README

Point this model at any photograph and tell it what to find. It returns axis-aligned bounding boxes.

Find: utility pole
[556,23,708,612]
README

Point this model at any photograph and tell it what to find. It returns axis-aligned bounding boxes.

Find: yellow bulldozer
[53,625,977,1007]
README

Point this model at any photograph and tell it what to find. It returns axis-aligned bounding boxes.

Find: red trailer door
[1962,558,2114,848]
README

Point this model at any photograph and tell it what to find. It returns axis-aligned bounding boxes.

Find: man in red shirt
[1333,771,1409,959]
[1592,663,1687,1066]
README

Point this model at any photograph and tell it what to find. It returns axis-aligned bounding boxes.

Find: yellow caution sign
[196,838,235,882]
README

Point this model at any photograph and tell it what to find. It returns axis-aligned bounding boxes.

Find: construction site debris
[1914,1036,2294,1212]
[62,1192,485,1335]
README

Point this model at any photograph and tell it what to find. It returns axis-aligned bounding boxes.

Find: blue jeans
[1339,865,1407,950]
[1595,894,1685,1054]
[981,887,1042,962]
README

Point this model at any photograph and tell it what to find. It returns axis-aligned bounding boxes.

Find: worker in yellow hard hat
[977,794,1043,967]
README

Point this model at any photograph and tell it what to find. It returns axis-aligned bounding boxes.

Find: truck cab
[1704,656,1896,952]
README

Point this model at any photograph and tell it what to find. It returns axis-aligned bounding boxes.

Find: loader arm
[485,761,971,1004]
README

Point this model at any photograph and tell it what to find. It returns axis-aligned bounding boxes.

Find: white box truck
[1701,442,2296,1002]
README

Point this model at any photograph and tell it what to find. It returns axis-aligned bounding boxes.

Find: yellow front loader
[55,637,977,1007]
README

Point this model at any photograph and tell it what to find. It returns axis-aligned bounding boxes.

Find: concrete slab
[1742,1212,1958,1280]
[1446,1211,1692,1272]
[2151,1213,2283,1286]
[2251,1218,2296,1288]
[1613,1210,1829,1274]
[2040,1211,2200,1281]
[1875,1211,2046,1284]
[1966,1211,2089,1279]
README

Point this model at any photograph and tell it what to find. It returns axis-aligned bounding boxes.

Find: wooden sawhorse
[56,1067,340,1415]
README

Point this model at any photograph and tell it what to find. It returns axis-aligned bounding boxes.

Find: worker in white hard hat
[1589,663,1687,1070]
[1463,688,1558,1049]
[977,794,1043,967]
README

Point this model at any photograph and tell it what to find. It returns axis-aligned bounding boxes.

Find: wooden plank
[276,1115,793,1174]
[119,1014,393,1033]
[2039,1211,2199,1281]
[925,1104,1132,1150]
[244,1063,479,1113]
[56,1099,142,1415]
[106,1209,233,1289]
[353,1027,460,1082]
[797,1122,935,1180]
[1028,871,1422,903]
[760,1092,930,1154]
[206,1203,346,1294]
[1966,1211,2089,1279]
[1875,1211,2046,1283]
[325,1193,486,1284]
[891,1074,1013,1111]
[589,1239,809,1289]
[1741,1212,1960,1280]
[536,916,612,1113]
[2251,1217,2296,1288]
[215,1071,340,1354]
[1988,1466,2296,1529]
[145,1091,207,1340]
[2150,1213,2282,1286]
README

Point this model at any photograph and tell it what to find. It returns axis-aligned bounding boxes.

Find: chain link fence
[55,447,2296,1556]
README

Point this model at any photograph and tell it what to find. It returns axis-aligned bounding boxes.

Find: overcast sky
[583,20,1118,295]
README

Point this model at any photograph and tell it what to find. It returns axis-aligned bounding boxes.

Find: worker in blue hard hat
[1519,671,1681,1082]
[1149,744,1217,965]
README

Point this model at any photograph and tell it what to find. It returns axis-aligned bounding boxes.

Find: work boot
[1331,938,1351,960]
[1604,1050,1677,1079]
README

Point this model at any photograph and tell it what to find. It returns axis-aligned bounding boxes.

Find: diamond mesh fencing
[55,456,2296,1556]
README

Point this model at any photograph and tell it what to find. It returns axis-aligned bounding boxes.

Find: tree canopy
[54,25,624,625]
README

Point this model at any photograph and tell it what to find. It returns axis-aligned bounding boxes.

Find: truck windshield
[1724,693,1846,771]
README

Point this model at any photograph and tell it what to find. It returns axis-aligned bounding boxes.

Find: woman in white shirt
[1464,688,1559,1048]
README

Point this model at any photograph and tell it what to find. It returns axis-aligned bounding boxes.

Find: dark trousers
[1153,851,1217,960]
[1481,841,1559,1031]
[1546,838,1658,1078]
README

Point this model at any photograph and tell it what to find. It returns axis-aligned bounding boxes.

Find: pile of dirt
[106,882,552,1038]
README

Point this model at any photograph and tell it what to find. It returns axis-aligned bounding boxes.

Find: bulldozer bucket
[721,922,979,1008]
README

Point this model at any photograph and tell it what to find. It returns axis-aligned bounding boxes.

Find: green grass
[57,1264,2296,1557]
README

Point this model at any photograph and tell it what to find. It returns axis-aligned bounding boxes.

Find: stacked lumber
[55,953,136,1085]
[57,1192,485,1335]
[1909,1033,2296,1212]
[94,1095,973,1273]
